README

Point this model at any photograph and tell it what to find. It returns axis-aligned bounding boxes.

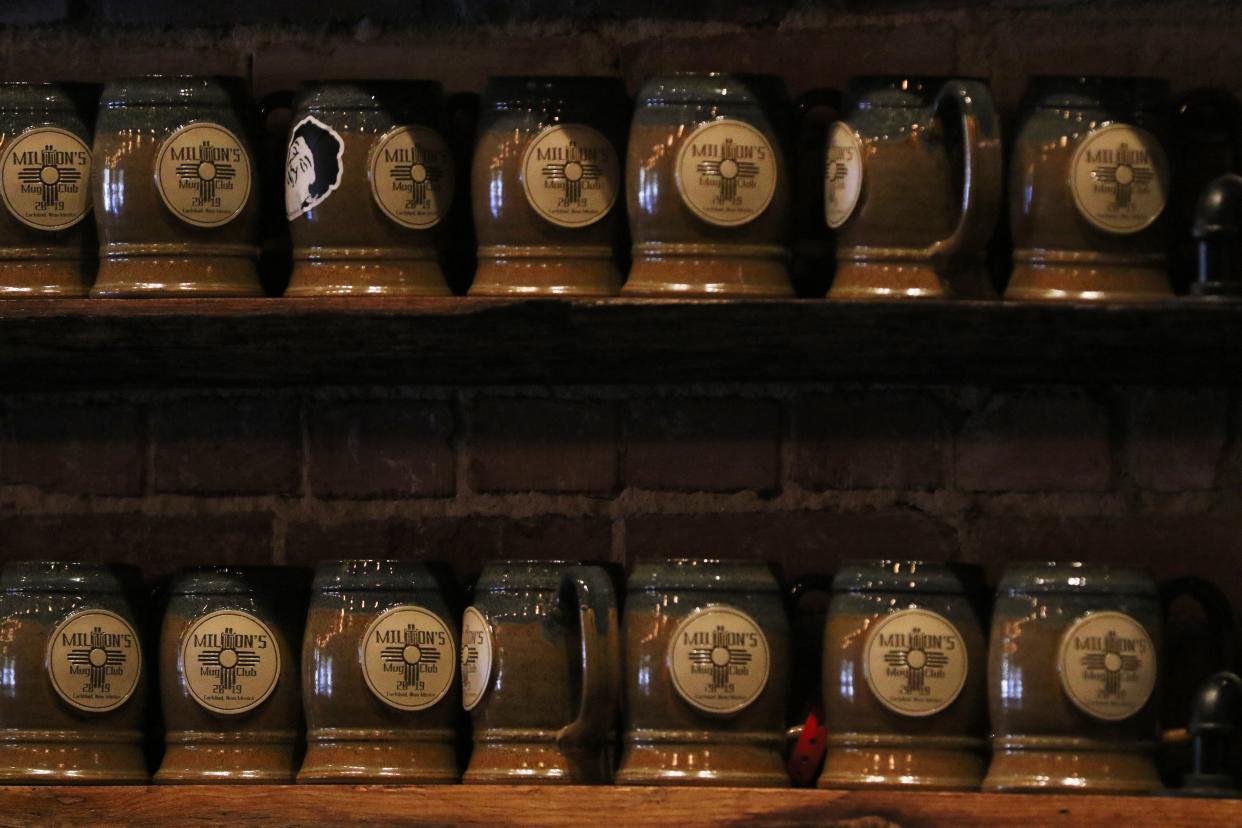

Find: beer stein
[469,77,627,296]
[0,562,148,783]
[156,566,308,783]
[299,560,460,783]
[284,82,454,297]
[0,83,95,296]
[1006,76,1174,301]
[91,75,262,297]
[461,561,619,784]
[826,76,1001,300]
[624,73,793,297]
[818,561,987,790]
[616,560,791,787]
[984,562,1233,793]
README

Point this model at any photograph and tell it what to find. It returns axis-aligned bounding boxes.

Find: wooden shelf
[0,297,1240,389]
[1,784,1238,827]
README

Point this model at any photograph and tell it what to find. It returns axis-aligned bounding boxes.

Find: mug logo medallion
[521,124,619,228]
[285,115,344,221]
[46,609,142,713]
[369,125,454,230]
[459,606,493,711]
[0,127,92,230]
[862,609,967,717]
[1070,123,1168,234]
[180,609,281,715]
[824,122,863,229]
[675,118,778,227]
[1058,611,1156,721]
[154,122,251,228]
[360,605,456,711]
[668,606,770,715]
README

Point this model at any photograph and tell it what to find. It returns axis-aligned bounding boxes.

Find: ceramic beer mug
[156,566,308,783]
[0,562,148,783]
[91,75,262,297]
[624,73,793,297]
[283,82,455,297]
[461,561,618,783]
[299,560,460,783]
[984,562,1233,793]
[616,560,791,787]
[469,77,627,296]
[1006,77,1174,302]
[825,76,1001,300]
[818,561,987,790]
[0,83,95,296]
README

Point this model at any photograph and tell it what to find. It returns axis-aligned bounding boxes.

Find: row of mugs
[0,558,1230,793]
[0,73,1233,300]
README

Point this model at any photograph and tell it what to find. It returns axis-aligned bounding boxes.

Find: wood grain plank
[0,785,1237,828]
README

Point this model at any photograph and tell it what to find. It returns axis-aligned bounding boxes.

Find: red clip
[787,706,828,786]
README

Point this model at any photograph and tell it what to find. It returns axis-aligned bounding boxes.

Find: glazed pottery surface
[0,561,148,783]
[469,77,628,296]
[984,563,1163,794]
[156,566,308,784]
[284,82,454,297]
[818,560,987,790]
[616,560,791,787]
[1006,77,1173,302]
[461,561,620,784]
[299,560,460,783]
[0,83,95,296]
[624,73,793,297]
[827,76,1001,300]
[91,75,262,297]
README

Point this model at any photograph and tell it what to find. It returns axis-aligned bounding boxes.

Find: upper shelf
[0,297,1239,389]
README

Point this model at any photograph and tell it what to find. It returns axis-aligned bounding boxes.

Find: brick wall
[3,384,1240,606]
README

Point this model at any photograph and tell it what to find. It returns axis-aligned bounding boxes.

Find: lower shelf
[1,785,1238,827]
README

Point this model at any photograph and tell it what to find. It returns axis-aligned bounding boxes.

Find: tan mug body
[283,81,454,297]
[469,77,627,296]
[91,75,262,297]
[624,73,793,297]
[817,561,987,790]
[0,83,96,296]
[0,562,148,783]
[827,76,1001,300]
[617,560,791,787]
[155,566,307,783]
[461,561,619,784]
[299,560,460,783]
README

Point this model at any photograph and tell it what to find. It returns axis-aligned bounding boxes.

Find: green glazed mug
[825,76,1002,300]
[283,81,455,297]
[299,560,461,783]
[817,560,988,790]
[91,75,263,297]
[460,560,619,784]
[0,561,148,783]
[0,83,96,296]
[623,73,793,297]
[616,559,791,787]
[155,566,308,783]
[469,77,628,297]
[984,562,1233,794]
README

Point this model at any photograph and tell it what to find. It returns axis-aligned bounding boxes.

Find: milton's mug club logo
[46,609,142,713]
[156,122,251,227]
[863,609,968,717]
[675,119,777,227]
[1059,611,1156,721]
[669,606,771,715]
[180,610,280,715]
[0,127,92,230]
[521,124,618,228]
[15,143,85,212]
[1070,122,1168,234]
[369,125,455,230]
[361,606,455,711]
[171,137,241,208]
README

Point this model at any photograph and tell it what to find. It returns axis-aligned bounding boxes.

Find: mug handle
[1160,576,1236,670]
[923,80,1003,277]
[557,565,620,747]
[1172,88,1242,171]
